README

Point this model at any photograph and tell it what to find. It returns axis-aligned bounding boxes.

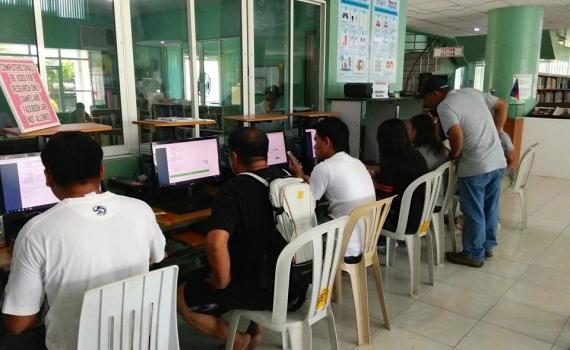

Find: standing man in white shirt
[2,132,166,350]
[289,117,375,261]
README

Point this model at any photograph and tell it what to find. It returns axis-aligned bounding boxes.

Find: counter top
[327,97,402,102]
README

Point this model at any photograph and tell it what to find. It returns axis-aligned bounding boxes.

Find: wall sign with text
[0,57,60,133]
[371,0,399,83]
[337,0,371,82]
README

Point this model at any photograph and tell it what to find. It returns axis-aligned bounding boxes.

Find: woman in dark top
[409,113,449,171]
[376,119,429,234]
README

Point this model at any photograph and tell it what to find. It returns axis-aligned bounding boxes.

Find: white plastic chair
[383,170,443,296]
[332,197,394,345]
[505,143,538,230]
[431,161,458,265]
[77,266,180,350]
[225,216,349,350]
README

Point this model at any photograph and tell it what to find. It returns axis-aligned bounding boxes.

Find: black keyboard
[152,193,214,215]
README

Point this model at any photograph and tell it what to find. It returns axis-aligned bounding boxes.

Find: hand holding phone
[286,151,299,165]
[287,151,303,178]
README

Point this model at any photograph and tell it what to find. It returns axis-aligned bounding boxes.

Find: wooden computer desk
[133,118,217,144]
[133,119,216,129]
[1,123,113,149]
[224,114,288,127]
[0,246,11,269]
[154,207,212,229]
[288,111,340,119]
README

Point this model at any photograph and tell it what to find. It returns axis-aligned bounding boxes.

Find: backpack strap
[240,172,269,187]
[240,168,291,186]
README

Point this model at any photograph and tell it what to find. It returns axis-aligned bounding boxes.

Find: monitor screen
[305,128,316,158]
[267,131,287,166]
[152,137,221,188]
[0,154,59,214]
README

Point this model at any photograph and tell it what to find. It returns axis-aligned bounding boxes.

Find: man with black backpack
[177,128,304,350]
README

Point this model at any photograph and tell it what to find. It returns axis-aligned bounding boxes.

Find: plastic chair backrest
[77,266,179,350]
[270,216,348,326]
[341,197,394,262]
[395,170,443,236]
[513,143,538,191]
[435,161,456,210]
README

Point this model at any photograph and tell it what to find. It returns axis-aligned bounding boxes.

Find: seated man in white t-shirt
[2,132,166,350]
[289,117,376,261]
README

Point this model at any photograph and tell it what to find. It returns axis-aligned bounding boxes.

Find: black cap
[420,75,449,96]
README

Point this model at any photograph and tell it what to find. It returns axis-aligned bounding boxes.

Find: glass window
[0,1,38,133]
[253,0,289,119]
[131,0,191,125]
[454,67,463,90]
[474,62,485,91]
[42,0,124,146]
[293,1,321,112]
[195,0,242,135]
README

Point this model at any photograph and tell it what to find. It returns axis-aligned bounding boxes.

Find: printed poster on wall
[337,0,371,82]
[371,0,399,83]
[0,57,59,133]
[513,74,533,100]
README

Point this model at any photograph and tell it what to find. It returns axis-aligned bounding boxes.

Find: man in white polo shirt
[2,132,166,350]
[289,117,375,262]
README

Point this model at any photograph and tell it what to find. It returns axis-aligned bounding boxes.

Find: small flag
[510,78,520,100]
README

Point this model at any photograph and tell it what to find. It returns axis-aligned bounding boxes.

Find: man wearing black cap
[423,76,508,267]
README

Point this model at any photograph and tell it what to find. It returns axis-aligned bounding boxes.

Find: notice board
[336,0,400,85]
[0,57,60,133]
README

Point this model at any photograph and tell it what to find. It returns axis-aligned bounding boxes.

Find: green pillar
[483,6,544,117]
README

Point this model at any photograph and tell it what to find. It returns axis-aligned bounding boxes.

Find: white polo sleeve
[144,205,166,264]
[2,231,45,316]
[309,162,330,201]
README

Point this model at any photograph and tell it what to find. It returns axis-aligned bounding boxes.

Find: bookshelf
[536,74,570,104]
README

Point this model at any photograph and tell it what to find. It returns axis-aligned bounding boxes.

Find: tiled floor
[178,175,570,350]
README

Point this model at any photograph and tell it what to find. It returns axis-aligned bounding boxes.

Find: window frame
[17,0,326,158]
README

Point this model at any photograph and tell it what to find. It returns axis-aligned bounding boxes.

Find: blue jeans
[458,168,505,261]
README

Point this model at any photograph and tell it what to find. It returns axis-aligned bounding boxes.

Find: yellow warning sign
[419,221,430,236]
[316,288,329,311]
[297,191,304,200]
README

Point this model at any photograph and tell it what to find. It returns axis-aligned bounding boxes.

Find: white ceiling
[407,0,570,37]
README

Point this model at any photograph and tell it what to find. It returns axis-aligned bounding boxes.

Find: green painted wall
[0,6,36,45]
[456,35,486,63]
[549,31,570,61]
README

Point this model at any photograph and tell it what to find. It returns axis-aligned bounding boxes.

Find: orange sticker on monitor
[419,221,430,236]
[316,288,329,310]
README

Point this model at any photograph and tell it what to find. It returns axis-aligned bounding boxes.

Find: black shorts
[182,268,273,317]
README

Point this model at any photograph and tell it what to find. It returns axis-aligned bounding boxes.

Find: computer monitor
[305,128,316,158]
[151,136,221,188]
[0,153,59,214]
[267,131,287,166]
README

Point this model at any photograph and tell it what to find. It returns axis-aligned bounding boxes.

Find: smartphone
[286,151,299,165]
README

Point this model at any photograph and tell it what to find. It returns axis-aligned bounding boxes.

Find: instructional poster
[513,74,533,100]
[337,0,371,82]
[0,57,59,133]
[371,0,399,83]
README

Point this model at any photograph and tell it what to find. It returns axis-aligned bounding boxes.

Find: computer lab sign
[433,47,464,58]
